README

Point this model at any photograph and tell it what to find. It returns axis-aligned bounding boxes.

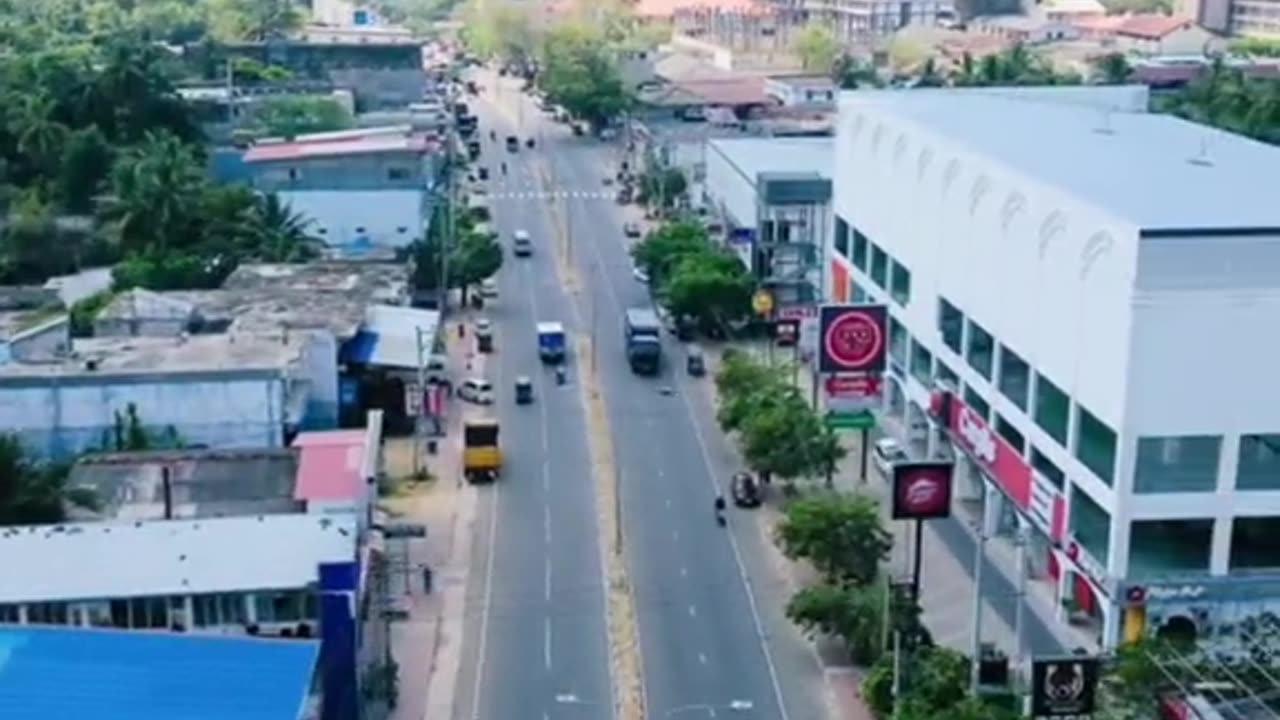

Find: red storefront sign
[830,259,850,304]
[945,393,1066,543]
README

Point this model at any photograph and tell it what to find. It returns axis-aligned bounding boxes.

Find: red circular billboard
[819,305,888,374]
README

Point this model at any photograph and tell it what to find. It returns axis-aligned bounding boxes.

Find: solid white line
[544,617,553,670]
[699,652,708,665]
[544,503,552,545]
[545,554,552,602]
[688,605,697,617]
[573,150,796,720]
[468,476,500,717]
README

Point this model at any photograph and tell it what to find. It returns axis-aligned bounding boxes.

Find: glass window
[936,360,958,387]
[965,320,994,379]
[83,601,112,628]
[870,244,888,288]
[834,216,850,258]
[889,318,908,377]
[1237,434,1280,490]
[27,602,69,625]
[890,261,911,306]
[1075,407,1117,485]
[997,345,1030,410]
[964,385,990,422]
[1129,519,1213,579]
[1070,489,1111,562]
[1033,374,1069,445]
[852,285,870,303]
[256,591,305,624]
[995,414,1025,455]
[1133,436,1221,493]
[910,340,933,386]
[938,298,963,355]
[387,166,411,180]
[1231,517,1280,572]
[1031,446,1065,489]
[852,228,869,270]
[0,605,18,623]
[129,597,168,629]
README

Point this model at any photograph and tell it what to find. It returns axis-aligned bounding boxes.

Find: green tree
[249,192,318,261]
[57,125,113,213]
[786,583,886,663]
[252,96,355,139]
[629,219,708,287]
[776,493,891,587]
[715,350,788,429]
[0,433,93,526]
[208,0,304,42]
[662,250,753,332]
[98,130,206,256]
[69,289,114,337]
[740,390,844,483]
[793,23,840,73]
[833,54,880,89]
[8,93,69,177]
[540,24,632,128]
[639,166,687,209]
[865,646,980,719]
[452,227,503,301]
[1093,53,1133,85]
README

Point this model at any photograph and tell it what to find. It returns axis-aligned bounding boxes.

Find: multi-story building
[804,0,957,42]
[829,86,1280,650]
[245,128,445,251]
[704,137,832,315]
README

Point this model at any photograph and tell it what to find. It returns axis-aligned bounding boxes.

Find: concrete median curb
[576,333,647,720]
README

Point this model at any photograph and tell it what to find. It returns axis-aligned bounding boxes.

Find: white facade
[280,190,428,249]
[830,87,1280,650]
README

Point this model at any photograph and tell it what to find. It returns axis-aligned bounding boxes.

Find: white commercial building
[830,86,1280,650]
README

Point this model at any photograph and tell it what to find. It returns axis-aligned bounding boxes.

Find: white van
[513,230,532,257]
[480,277,499,299]
[459,378,494,404]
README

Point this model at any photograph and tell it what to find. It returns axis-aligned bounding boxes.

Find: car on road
[474,317,493,336]
[513,229,532,256]
[599,127,618,140]
[623,222,642,238]
[459,377,494,404]
[872,438,909,477]
[505,135,519,152]
[480,277,499,299]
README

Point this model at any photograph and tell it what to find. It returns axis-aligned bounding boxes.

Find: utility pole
[413,326,427,477]
[891,631,903,720]
[969,483,989,695]
[1013,518,1028,678]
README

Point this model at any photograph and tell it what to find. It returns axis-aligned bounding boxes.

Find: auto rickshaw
[477,327,493,353]
[686,345,705,377]
[526,137,536,149]
[515,376,533,404]
[463,418,502,483]
[477,166,489,181]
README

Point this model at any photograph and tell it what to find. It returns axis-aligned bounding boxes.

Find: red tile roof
[678,76,771,105]
[1115,14,1195,40]
[244,133,434,164]
[293,430,368,502]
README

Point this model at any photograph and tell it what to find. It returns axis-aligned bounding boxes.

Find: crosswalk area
[482,190,616,201]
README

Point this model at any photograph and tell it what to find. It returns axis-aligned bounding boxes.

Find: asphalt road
[450,80,613,720]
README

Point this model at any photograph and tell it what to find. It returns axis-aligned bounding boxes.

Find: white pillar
[1210,516,1233,576]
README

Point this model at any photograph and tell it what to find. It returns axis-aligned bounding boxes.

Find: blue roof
[0,626,319,720]
[843,89,1280,233]
[342,329,380,365]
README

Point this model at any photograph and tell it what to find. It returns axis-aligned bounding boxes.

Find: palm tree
[252,192,319,261]
[8,93,69,175]
[97,131,205,255]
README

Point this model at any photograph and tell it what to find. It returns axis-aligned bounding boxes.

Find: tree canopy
[411,205,504,301]
[250,96,355,139]
[793,23,839,73]
[539,24,631,128]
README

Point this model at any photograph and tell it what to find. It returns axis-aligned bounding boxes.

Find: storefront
[1119,576,1280,652]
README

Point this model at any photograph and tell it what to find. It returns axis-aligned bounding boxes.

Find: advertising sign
[824,374,883,415]
[891,461,955,520]
[818,304,887,374]
[1030,657,1101,719]
[775,318,799,347]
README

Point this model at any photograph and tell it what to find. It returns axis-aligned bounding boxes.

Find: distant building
[0,626,320,720]
[704,137,832,319]
[1073,14,1221,54]
[765,74,837,108]
[1040,0,1106,23]
[803,0,957,41]
[972,14,1082,44]
[244,128,444,251]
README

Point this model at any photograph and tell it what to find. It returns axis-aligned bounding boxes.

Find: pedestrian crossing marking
[482,190,615,201]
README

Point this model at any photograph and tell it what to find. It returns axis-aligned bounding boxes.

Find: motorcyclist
[714,495,726,525]
[489,129,496,141]
[555,366,567,385]
[501,162,507,175]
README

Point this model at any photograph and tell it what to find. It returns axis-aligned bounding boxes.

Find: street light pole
[969,482,989,695]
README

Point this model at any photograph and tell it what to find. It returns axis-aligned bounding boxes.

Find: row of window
[834,217,912,307]
[0,591,317,629]
[1070,494,1280,578]
[936,297,1119,486]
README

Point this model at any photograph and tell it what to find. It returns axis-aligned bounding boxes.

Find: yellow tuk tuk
[463,418,502,483]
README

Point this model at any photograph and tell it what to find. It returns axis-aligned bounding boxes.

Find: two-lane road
[450,82,613,720]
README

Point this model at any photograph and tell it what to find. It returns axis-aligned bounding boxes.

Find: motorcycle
[714,496,727,526]
[555,366,567,385]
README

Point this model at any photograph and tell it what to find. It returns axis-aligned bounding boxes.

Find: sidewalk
[699,342,1095,719]
[383,314,482,720]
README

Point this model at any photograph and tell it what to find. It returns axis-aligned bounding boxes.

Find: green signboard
[826,411,877,430]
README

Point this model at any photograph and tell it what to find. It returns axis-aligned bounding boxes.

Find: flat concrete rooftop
[0,332,306,379]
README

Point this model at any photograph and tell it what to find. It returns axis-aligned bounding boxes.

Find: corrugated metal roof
[292,430,367,502]
[244,133,434,164]
[344,304,441,370]
[842,89,1280,232]
[0,626,318,720]
[0,513,357,604]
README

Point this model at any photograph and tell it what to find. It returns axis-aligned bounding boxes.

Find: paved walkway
[384,312,482,720]
[700,342,1098,719]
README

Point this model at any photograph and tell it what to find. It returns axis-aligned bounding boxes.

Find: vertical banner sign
[818,304,888,374]
[891,461,955,520]
[1031,657,1101,719]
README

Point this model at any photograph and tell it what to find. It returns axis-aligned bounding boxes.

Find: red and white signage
[947,394,1066,543]
[824,374,883,414]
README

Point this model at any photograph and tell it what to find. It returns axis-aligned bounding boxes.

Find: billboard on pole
[818,304,888,374]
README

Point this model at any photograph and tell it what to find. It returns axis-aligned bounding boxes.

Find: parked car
[871,438,909,477]
[459,378,495,404]
[623,222,642,238]
[480,277,499,298]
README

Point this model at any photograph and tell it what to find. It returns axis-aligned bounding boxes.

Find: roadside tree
[793,23,840,73]
[714,351,788,431]
[776,492,891,587]
[540,25,631,128]
[0,434,94,526]
[739,391,844,483]
[629,219,708,287]
[662,250,753,333]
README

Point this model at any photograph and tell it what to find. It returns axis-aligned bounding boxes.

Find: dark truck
[624,307,662,375]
